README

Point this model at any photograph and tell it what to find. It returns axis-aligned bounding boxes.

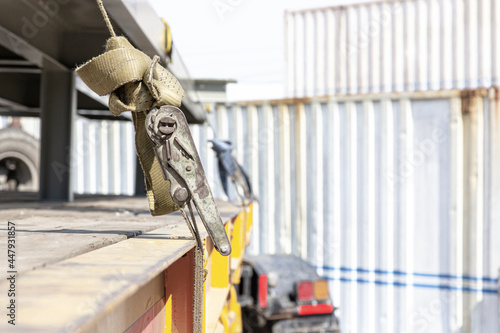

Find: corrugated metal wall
[193,89,500,333]
[2,88,498,333]
[72,116,136,196]
[0,116,136,196]
[285,0,500,97]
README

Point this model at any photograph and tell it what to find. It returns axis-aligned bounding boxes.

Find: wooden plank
[0,196,240,274]
[0,225,195,332]
[125,298,166,333]
[205,287,231,333]
[0,196,242,332]
[0,196,180,273]
[85,273,164,333]
[213,321,225,333]
[0,197,242,333]
[164,250,195,333]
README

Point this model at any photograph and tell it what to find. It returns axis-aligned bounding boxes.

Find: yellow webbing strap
[76,36,185,216]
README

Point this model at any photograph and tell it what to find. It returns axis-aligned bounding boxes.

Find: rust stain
[460,89,481,116]
[218,88,491,111]
[494,87,500,132]
[172,150,180,163]
[193,169,209,199]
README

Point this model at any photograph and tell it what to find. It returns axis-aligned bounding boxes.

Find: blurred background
[0,0,498,332]
[149,0,366,101]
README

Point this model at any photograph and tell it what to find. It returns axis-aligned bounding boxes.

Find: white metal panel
[0,116,8,129]
[346,7,359,95]
[195,88,500,333]
[214,106,229,200]
[466,0,480,88]
[315,11,326,96]
[362,100,376,331]
[277,104,292,254]
[110,121,120,195]
[0,115,135,196]
[88,121,98,194]
[0,117,40,139]
[285,0,499,97]
[294,13,305,98]
[479,0,492,88]
[124,121,135,195]
[70,117,135,197]
[428,0,440,90]
[337,9,347,95]
[449,95,465,329]
[454,0,466,89]
[494,0,500,87]
[441,0,453,90]
[246,105,261,254]
[20,118,40,140]
[358,5,369,94]
[75,118,85,193]
[285,12,295,99]
[260,103,276,254]
[398,97,415,332]
[462,93,485,331]
[232,105,244,167]
[205,112,218,200]
[325,100,343,316]
[295,103,308,259]
[416,0,428,91]
[488,91,500,276]
[306,102,323,264]
[380,98,396,333]
[326,9,337,95]
[344,100,358,333]
[392,2,404,92]
[305,12,315,98]
[381,2,394,92]
[99,120,109,195]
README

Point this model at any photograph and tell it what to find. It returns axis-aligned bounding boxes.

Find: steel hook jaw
[145,105,232,256]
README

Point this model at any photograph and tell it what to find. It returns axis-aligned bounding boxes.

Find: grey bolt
[219,245,231,256]
[174,188,189,202]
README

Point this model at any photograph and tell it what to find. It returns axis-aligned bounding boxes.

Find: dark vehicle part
[238,254,340,333]
[209,138,254,206]
[0,128,39,192]
[272,315,340,333]
[145,105,231,256]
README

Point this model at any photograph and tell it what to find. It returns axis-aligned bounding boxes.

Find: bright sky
[147,0,365,101]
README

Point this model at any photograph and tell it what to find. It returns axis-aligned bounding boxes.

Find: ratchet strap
[76,33,206,333]
[77,3,211,332]
[209,139,254,206]
[76,36,184,216]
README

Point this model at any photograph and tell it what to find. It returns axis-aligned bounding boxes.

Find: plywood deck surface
[0,194,241,332]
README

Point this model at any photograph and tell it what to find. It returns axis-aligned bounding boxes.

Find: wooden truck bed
[0,194,252,332]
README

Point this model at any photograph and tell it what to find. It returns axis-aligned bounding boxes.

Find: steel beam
[0,96,35,112]
[0,110,40,117]
[77,109,130,121]
[0,26,109,110]
[39,67,76,201]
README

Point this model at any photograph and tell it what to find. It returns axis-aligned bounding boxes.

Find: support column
[39,68,76,201]
[134,156,146,196]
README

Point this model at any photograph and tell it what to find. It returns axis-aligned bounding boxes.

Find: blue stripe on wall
[324,276,498,294]
[318,266,498,283]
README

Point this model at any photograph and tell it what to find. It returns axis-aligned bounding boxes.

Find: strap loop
[76,36,185,216]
